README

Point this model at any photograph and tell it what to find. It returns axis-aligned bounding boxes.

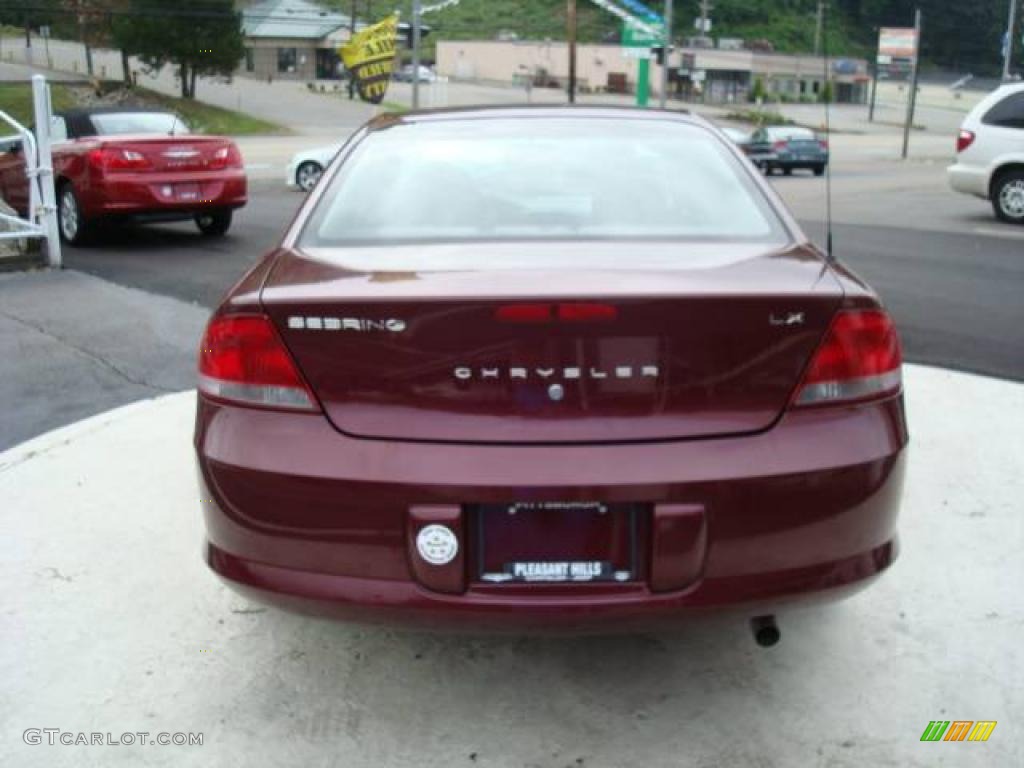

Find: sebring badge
[288,316,406,332]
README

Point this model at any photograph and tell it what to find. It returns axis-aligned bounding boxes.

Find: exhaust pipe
[750,615,780,647]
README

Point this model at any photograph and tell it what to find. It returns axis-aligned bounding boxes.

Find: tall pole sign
[622,17,663,107]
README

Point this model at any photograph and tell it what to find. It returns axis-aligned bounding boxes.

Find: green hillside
[341,0,869,58]
[334,0,1014,74]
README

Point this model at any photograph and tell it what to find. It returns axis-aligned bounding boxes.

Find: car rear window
[299,117,790,247]
[982,92,1024,129]
[90,112,190,136]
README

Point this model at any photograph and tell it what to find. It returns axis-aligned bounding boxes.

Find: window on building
[245,48,255,73]
[277,47,297,73]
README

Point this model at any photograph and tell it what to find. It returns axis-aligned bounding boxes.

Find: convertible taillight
[88,147,151,172]
[208,144,243,170]
[198,315,318,411]
[792,310,902,407]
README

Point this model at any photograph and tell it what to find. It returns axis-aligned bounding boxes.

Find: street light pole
[659,0,674,108]
[1003,0,1018,81]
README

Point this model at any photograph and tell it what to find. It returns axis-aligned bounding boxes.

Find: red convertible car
[194,107,907,641]
[0,107,246,244]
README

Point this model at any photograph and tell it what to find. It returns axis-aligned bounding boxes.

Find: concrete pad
[1,365,1021,767]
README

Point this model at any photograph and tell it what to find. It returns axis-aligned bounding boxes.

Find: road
[61,178,1024,383]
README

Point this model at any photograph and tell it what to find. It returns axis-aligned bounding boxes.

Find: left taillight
[198,314,318,411]
[792,309,902,408]
[88,147,151,172]
[209,144,243,170]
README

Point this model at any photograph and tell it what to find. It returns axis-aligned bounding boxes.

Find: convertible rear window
[90,112,190,136]
[300,117,789,246]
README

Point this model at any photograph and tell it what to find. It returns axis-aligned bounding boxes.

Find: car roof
[363,104,699,133]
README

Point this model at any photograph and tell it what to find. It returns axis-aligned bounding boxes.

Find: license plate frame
[473,502,639,584]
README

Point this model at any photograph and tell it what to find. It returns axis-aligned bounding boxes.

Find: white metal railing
[0,75,61,267]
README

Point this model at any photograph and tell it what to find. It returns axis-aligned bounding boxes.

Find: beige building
[240,0,353,81]
[437,40,869,104]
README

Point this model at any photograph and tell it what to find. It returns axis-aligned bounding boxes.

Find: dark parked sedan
[748,125,830,176]
[194,107,906,638]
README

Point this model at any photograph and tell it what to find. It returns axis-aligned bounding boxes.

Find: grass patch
[379,100,409,114]
[0,82,285,136]
[0,83,77,128]
[131,87,286,135]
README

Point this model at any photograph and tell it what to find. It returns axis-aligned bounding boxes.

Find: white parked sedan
[286,143,343,192]
[948,83,1024,224]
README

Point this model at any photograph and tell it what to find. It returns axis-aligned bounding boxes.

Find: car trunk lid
[261,243,844,444]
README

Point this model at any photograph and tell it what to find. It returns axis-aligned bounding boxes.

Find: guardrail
[0,75,61,267]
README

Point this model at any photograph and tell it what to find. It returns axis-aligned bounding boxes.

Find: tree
[0,0,59,48]
[111,0,245,99]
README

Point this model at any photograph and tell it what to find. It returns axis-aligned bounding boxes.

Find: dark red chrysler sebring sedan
[194,107,907,639]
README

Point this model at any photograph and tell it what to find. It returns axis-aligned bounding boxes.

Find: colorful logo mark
[921,721,997,742]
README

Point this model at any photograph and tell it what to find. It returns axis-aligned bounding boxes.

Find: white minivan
[948,83,1024,224]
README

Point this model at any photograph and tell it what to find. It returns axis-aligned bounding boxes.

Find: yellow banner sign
[340,15,399,105]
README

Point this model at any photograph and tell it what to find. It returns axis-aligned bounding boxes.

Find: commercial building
[437,40,870,104]
[240,0,353,81]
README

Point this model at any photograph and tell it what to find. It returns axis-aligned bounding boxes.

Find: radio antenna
[822,0,835,261]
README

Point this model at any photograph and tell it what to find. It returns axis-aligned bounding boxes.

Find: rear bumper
[947,163,990,199]
[83,170,248,218]
[771,154,828,168]
[195,395,908,631]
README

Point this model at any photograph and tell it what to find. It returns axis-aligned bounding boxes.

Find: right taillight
[209,144,243,170]
[956,129,976,153]
[198,314,318,411]
[793,310,902,408]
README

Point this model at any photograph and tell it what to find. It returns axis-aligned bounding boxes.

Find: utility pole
[814,2,824,57]
[412,0,422,109]
[868,28,880,122]
[77,0,94,77]
[901,8,922,160]
[659,0,674,108]
[347,0,357,98]
[567,0,577,103]
[1004,0,1018,81]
